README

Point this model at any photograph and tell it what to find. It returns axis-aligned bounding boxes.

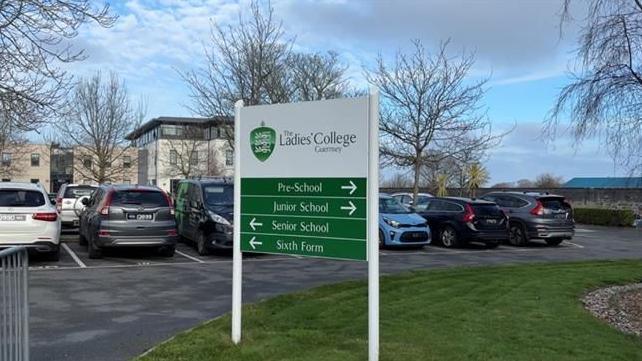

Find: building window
[31,153,40,167]
[225,149,234,166]
[189,151,198,166]
[123,179,131,185]
[1,153,11,167]
[83,157,92,169]
[123,156,131,168]
[30,179,39,184]
[169,150,178,166]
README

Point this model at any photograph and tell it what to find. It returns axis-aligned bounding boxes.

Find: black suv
[481,192,574,246]
[78,185,178,259]
[416,197,508,248]
[175,178,233,255]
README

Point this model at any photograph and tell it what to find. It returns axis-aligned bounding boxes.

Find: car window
[443,201,463,212]
[426,200,443,211]
[111,190,169,207]
[64,186,96,199]
[0,189,45,207]
[379,197,410,214]
[472,204,503,216]
[539,197,567,210]
[203,185,233,205]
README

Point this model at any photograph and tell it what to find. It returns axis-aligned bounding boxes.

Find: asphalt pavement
[27,225,642,361]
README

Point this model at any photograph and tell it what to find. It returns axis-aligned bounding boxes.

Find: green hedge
[573,208,636,227]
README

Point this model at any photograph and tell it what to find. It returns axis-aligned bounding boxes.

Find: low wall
[380,187,642,214]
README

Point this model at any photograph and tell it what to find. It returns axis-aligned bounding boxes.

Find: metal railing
[1,247,29,361]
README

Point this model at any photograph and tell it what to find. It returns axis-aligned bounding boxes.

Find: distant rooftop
[563,177,642,189]
[125,116,231,140]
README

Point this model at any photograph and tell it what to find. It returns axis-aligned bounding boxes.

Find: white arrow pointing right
[249,236,262,250]
[340,201,357,216]
[340,180,357,195]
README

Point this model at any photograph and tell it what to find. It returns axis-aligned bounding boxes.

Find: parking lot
[28,226,641,361]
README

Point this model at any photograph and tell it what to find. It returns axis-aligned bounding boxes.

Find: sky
[56,0,627,184]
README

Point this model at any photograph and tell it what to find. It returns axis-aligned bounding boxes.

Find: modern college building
[125,116,234,194]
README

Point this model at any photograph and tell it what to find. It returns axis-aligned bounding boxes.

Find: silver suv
[481,192,574,246]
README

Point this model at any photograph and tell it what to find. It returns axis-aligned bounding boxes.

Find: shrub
[573,208,636,227]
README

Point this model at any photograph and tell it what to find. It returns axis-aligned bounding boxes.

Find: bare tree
[288,51,349,101]
[550,0,642,173]
[365,40,504,205]
[181,1,351,148]
[0,1,115,132]
[160,126,224,179]
[55,72,143,184]
[380,172,413,188]
[516,179,534,188]
[534,173,564,188]
[0,122,28,179]
[181,1,291,148]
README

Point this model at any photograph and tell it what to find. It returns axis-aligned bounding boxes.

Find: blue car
[379,195,431,248]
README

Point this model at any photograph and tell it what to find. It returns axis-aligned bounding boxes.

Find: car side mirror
[81,197,90,206]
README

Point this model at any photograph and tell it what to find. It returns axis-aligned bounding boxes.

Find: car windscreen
[110,190,168,207]
[0,189,46,207]
[472,204,503,216]
[539,197,568,210]
[203,185,234,205]
[379,197,410,214]
[64,186,96,199]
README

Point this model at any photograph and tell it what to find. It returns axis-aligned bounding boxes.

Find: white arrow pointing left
[249,236,262,250]
[249,217,263,231]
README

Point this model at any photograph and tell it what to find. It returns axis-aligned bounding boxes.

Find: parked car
[416,197,508,248]
[0,182,61,260]
[391,192,434,211]
[379,195,431,248]
[78,184,177,259]
[481,192,574,246]
[175,178,233,255]
[55,184,98,228]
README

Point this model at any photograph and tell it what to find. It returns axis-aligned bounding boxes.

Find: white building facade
[126,117,234,194]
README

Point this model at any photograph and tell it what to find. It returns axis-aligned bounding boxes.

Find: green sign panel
[240,177,367,260]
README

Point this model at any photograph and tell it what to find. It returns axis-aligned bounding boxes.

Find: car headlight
[383,217,400,228]
[208,211,231,225]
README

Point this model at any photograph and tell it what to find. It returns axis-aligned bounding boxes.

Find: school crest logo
[250,122,276,162]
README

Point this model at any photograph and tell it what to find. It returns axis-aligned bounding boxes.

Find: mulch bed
[582,283,642,337]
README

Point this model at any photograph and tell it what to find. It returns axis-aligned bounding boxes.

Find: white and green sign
[237,97,371,261]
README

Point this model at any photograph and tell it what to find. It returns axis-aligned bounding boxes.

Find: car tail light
[162,191,175,216]
[530,200,544,216]
[98,230,110,237]
[55,197,62,213]
[99,191,113,215]
[463,204,475,223]
[32,212,58,222]
[167,229,178,237]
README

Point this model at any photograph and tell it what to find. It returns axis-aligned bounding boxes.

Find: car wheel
[159,246,175,257]
[440,226,460,248]
[44,246,60,262]
[509,223,527,246]
[196,231,209,256]
[545,238,564,246]
[379,229,385,249]
[78,231,87,246]
[88,234,103,259]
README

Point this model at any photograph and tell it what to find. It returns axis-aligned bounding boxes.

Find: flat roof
[125,116,232,141]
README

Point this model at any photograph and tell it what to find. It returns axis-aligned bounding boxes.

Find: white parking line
[564,241,585,249]
[61,243,87,268]
[575,228,596,233]
[175,250,205,263]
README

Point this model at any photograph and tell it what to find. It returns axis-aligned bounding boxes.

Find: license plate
[486,219,497,224]
[128,213,153,221]
[0,214,26,222]
[555,214,567,219]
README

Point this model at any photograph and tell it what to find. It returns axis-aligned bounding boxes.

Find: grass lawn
[136,261,642,361]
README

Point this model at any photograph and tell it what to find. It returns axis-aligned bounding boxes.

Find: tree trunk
[412,159,421,206]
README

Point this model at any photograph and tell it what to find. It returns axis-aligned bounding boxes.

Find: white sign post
[232,89,379,360]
